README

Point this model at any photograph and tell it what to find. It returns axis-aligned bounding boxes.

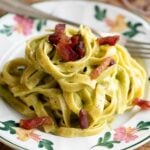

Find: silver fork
[125,39,150,58]
[0,0,150,59]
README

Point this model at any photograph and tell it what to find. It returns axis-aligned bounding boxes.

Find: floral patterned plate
[0,1,150,150]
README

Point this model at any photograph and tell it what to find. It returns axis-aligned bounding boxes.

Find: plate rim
[0,0,149,27]
[0,136,27,150]
[0,0,149,150]
[0,134,149,150]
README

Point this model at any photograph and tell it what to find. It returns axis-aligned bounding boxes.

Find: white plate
[0,1,150,150]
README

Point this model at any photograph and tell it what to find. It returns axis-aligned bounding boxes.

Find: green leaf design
[36,20,47,31]
[91,132,120,149]
[138,128,149,130]
[105,142,113,149]
[98,137,102,144]
[94,5,107,21]
[123,21,143,38]
[137,121,144,128]
[136,121,150,131]
[0,25,13,36]
[0,120,18,134]
[140,122,150,127]
[38,142,43,148]
[37,20,43,31]
[3,25,12,29]
[0,120,55,149]
[38,139,54,150]
[133,23,143,28]
[111,141,120,144]
[103,132,111,142]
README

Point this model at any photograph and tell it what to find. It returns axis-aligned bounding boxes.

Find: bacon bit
[48,24,66,45]
[133,98,150,109]
[71,35,85,58]
[97,35,120,46]
[90,57,115,79]
[71,34,80,48]
[56,43,79,61]
[48,24,85,62]
[75,41,85,58]
[48,34,60,45]
[79,109,89,129]
[20,117,52,130]
[55,24,65,34]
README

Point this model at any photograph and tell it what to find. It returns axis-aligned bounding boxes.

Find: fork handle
[0,0,101,36]
[0,0,80,27]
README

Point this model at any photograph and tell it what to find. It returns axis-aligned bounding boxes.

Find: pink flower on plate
[13,15,34,35]
[113,126,138,143]
[104,15,127,33]
[16,128,41,142]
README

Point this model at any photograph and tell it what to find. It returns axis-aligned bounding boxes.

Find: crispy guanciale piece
[20,116,52,130]
[48,24,66,45]
[48,24,85,62]
[90,57,115,79]
[71,35,85,58]
[56,43,79,61]
[133,98,150,109]
[97,35,120,46]
[79,109,89,129]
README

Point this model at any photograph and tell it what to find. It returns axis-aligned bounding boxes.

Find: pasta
[0,25,146,137]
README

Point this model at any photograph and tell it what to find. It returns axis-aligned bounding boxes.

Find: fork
[0,0,150,59]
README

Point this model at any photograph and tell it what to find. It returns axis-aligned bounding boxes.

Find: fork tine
[133,55,150,59]
[126,39,150,46]
[127,49,150,59]
[129,53,150,59]
[125,45,150,50]
[128,50,150,54]
[125,38,150,59]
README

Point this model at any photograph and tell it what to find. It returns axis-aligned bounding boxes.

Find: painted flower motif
[13,15,34,35]
[104,15,127,33]
[16,128,41,142]
[113,126,138,143]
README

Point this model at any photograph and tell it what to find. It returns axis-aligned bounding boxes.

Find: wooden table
[0,0,149,150]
